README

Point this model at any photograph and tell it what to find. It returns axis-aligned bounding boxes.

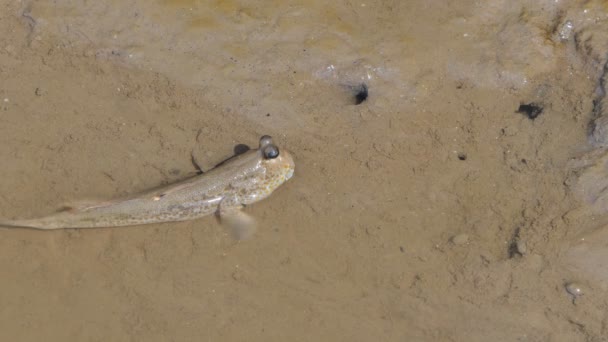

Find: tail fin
[0,219,53,229]
[0,203,96,230]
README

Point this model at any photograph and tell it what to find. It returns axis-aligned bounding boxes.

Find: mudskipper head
[229,135,295,206]
[259,134,295,182]
[235,135,295,205]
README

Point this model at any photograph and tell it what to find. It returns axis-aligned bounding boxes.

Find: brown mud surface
[1,0,608,341]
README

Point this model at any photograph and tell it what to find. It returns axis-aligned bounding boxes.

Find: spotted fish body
[0,136,294,230]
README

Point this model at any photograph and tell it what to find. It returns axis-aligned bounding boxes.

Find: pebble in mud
[450,234,469,245]
[557,20,574,41]
[565,282,584,301]
[515,239,527,255]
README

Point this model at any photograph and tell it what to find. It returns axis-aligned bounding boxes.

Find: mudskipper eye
[259,135,273,148]
[263,145,279,159]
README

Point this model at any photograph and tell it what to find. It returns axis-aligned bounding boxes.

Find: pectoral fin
[219,205,257,240]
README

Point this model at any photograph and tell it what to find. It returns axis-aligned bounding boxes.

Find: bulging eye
[259,135,273,148]
[263,145,279,159]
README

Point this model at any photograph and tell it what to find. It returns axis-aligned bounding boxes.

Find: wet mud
[2,0,608,341]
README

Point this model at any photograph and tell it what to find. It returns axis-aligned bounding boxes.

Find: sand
[1,0,608,341]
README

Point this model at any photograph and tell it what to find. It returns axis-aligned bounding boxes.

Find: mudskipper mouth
[285,168,294,181]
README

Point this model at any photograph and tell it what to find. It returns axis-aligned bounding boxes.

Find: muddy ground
[1,0,608,341]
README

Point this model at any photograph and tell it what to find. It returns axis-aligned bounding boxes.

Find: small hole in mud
[516,103,543,120]
[458,153,467,161]
[354,83,368,105]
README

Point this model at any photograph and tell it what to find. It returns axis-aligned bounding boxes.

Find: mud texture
[2,0,608,341]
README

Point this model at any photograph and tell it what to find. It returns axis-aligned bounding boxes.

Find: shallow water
[2,0,608,340]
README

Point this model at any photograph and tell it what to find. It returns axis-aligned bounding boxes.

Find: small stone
[558,20,574,41]
[565,282,584,298]
[451,233,469,245]
[516,240,527,255]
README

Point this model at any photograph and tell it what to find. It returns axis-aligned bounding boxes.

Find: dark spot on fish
[457,153,467,161]
[516,103,543,120]
[234,144,250,155]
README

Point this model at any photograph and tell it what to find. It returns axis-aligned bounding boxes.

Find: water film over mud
[1,0,608,340]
